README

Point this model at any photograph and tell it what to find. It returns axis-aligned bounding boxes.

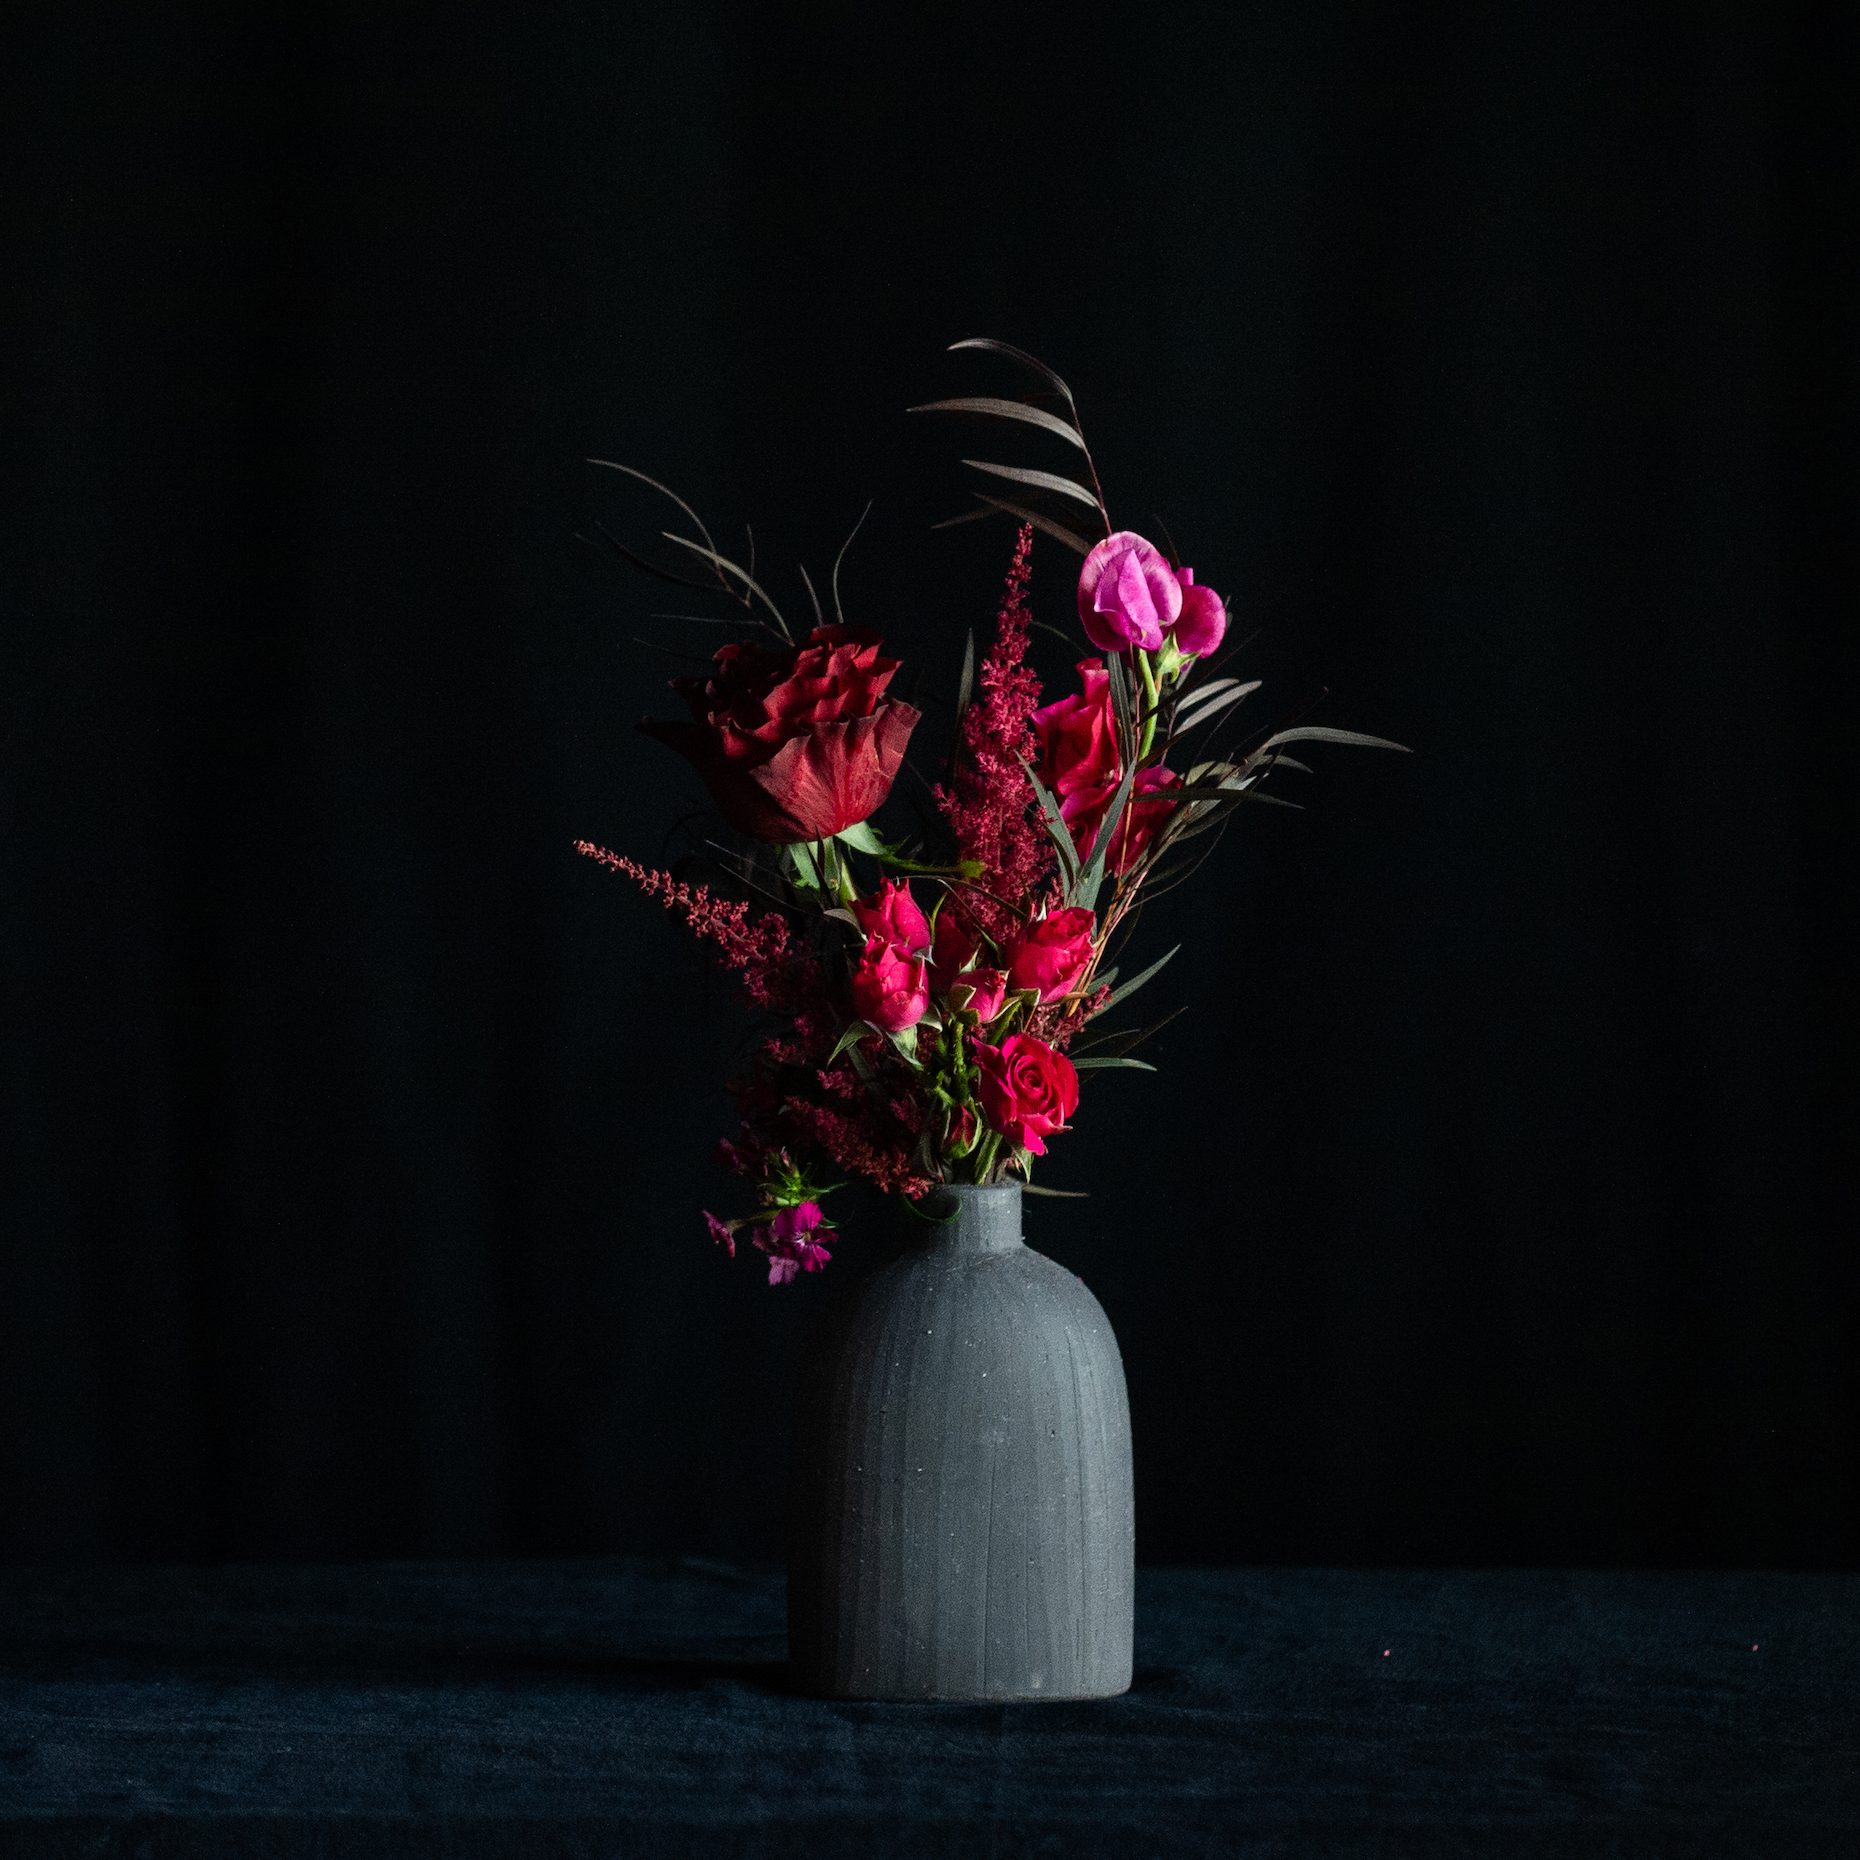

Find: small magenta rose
[1077,532,1182,653]
[851,876,930,955]
[1003,907,1096,1005]
[947,965,1008,1024]
[972,1034,1080,1157]
[849,934,929,1033]
[1172,567,1227,658]
[752,1202,833,1286]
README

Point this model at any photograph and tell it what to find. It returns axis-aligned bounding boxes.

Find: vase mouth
[904,1180,1023,1253]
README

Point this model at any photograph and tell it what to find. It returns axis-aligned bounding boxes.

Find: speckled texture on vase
[788,1181,1134,1701]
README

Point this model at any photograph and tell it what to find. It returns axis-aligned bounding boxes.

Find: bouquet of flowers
[578,341,1405,1284]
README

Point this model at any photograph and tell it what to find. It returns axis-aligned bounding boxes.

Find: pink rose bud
[849,934,929,1033]
[947,965,1009,1024]
[972,1034,1081,1157]
[1077,532,1182,654]
[851,876,931,954]
[945,1105,978,1152]
[1172,567,1227,658]
[1004,907,1097,1005]
[927,911,984,998]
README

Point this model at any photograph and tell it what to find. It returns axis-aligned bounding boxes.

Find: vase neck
[907,1183,1024,1255]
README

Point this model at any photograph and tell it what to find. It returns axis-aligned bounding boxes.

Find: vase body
[787,1182,1134,1700]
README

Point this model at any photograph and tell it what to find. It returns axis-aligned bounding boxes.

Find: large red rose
[972,1034,1080,1157]
[1031,658,1120,802]
[1065,765,1183,877]
[640,625,921,843]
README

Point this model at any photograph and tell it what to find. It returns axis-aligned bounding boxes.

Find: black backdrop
[2,3,1853,1571]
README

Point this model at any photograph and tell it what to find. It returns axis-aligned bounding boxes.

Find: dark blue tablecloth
[1,1558,1854,1856]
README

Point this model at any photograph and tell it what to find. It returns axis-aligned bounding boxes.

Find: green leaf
[827,1020,876,1065]
[1021,1182,1090,1198]
[1017,754,1081,889]
[1104,653,1139,768]
[961,460,1102,513]
[834,820,894,856]
[1099,944,1178,1012]
[1262,725,1412,753]
[1072,1056,1159,1072]
[907,396,1088,451]
[1069,759,1137,911]
[954,628,975,727]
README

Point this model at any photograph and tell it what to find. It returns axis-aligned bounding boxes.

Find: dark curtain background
[2,3,1853,1570]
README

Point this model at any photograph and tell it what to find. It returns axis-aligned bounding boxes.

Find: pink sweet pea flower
[1172,567,1227,658]
[702,1210,737,1257]
[849,935,929,1033]
[1077,532,1182,653]
[850,876,931,955]
[753,1201,833,1286]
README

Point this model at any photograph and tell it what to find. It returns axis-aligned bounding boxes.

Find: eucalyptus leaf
[1175,680,1263,734]
[1021,1183,1090,1198]
[1262,725,1412,753]
[830,500,871,625]
[947,338,1077,409]
[661,533,790,637]
[968,496,1093,555]
[907,396,1087,451]
[1100,944,1179,1012]
[962,460,1102,513]
[1072,1057,1159,1072]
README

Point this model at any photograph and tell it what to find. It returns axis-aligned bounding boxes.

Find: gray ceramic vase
[787,1181,1134,1700]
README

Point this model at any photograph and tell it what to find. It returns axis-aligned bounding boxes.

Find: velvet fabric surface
[1,1559,1853,1856]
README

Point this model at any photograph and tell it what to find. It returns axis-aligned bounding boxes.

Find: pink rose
[927,911,984,998]
[947,966,1008,1023]
[851,876,930,954]
[849,935,929,1033]
[1173,567,1227,658]
[1077,532,1182,653]
[1066,764,1183,877]
[972,1034,1080,1157]
[752,1202,833,1286]
[1031,659,1119,802]
[1003,907,1096,1005]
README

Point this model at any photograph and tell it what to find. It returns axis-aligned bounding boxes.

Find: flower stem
[1136,650,1160,761]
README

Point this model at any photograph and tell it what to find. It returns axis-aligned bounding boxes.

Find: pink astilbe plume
[574,842,817,1013]
[936,525,1054,941]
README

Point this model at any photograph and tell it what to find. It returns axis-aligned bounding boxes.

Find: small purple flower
[1077,532,1182,653]
[702,1210,737,1257]
[752,1200,834,1286]
[1172,567,1227,658]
